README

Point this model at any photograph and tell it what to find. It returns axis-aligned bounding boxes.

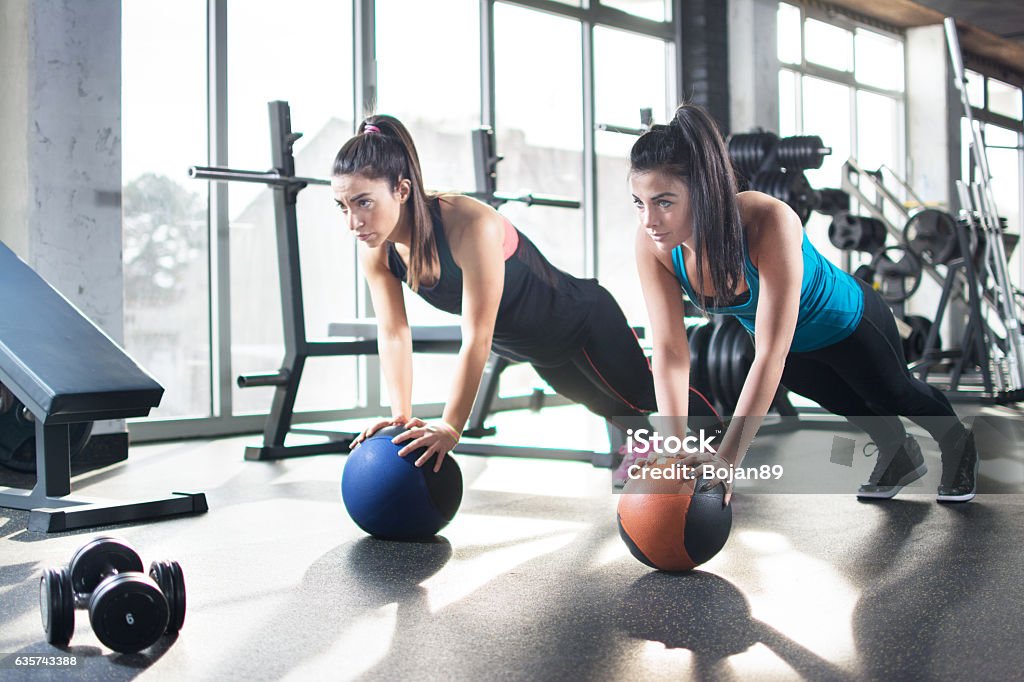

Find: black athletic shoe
[857,436,927,499]
[937,428,979,503]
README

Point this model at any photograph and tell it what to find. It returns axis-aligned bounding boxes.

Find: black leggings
[528,285,720,432]
[781,278,965,456]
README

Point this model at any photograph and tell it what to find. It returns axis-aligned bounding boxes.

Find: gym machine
[835,150,1021,403]
[947,16,1024,402]
[191,100,633,466]
[0,243,207,532]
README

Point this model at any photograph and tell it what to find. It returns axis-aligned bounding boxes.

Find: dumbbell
[40,536,186,653]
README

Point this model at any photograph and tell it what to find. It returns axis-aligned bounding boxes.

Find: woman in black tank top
[330,115,720,476]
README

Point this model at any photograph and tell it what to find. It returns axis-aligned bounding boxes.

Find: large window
[960,69,1024,284]
[777,3,905,187]
[122,0,209,420]
[777,2,906,263]
[375,0,481,406]
[594,26,671,323]
[494,3,586,277]
[123,1,678,437]
[226,0,356,416]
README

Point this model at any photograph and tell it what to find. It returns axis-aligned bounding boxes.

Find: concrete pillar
[26,0,124,342]
[906,24,961,210]
[1,0,125,438]
[728,0,779,133]
[905,24,966,342]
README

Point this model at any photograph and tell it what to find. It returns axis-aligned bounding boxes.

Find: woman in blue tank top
[631,103,978,504]
[330,115,721,475]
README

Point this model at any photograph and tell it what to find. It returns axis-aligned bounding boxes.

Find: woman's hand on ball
[350,415,408,449]
[678,450,734,507]
[392,420,460,472]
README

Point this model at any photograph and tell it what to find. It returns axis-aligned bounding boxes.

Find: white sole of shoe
[936,490,976,502]
[936,456,980,503]
[856,462,928,499]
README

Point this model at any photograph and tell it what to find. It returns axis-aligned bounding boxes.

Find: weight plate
[0,405,35,472]
[0,419,93,474]
[708,321,734,415]
[903,315,942,363]
[89,573,168,653]
[871,246,923,303]
[40,567,75,647]
[69,538,144,596]
[904,209,959,265]
[689,323,714,401]
[149,560,186,635]
[852,264,875,283]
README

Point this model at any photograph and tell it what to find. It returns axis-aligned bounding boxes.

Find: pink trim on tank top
[502,218,519,260]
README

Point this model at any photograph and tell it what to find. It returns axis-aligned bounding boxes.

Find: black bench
[0,242,207,532]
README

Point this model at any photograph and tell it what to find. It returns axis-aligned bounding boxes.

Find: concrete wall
[905,24,966,339]
[26,0,124,342]
[728,0,779,133]
[1,0,123,340]
[1,0,125,434]
[906,24,961,210]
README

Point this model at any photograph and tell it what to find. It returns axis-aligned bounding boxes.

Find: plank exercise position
[629,103,979,504]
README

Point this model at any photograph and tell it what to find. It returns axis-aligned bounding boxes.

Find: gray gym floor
[1,405,1023,681]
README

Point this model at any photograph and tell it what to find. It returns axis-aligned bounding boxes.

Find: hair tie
[363,124,381,134]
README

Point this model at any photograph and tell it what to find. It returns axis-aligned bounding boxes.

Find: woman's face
[629,170,693,252]
[331,173,410,248]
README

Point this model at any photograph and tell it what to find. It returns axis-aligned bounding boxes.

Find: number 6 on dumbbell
[39,536,186,653]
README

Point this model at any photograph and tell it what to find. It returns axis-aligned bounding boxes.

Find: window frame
[129,0,680,440]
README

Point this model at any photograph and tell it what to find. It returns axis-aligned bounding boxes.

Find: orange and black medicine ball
[617,460,732,571]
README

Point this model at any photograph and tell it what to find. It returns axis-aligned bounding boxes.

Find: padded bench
[0,242,207,532]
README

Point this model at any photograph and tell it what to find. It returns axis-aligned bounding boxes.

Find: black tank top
[386,199,598,366]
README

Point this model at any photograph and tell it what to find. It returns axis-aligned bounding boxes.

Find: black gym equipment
[904,208,960,265]
[190,101,633,467]
[775,135,831,170]
[816,188,851,217]
[869,245,923,304]
[750,170,817,225]
[828,212,887,253]
[686,318,796,420]
[903,315,942,364]
[840,156,1022,402]
[0,388,92,474]
[726,129,845,226]
[946,16,1024,402]
[0,243,207,532]
[727,132,779,176]
[40,536,186,653]
[596,107,654,137]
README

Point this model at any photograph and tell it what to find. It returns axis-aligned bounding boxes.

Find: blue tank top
[671,232,863,352]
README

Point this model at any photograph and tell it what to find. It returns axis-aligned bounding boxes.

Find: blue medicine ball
[342,425,463,540]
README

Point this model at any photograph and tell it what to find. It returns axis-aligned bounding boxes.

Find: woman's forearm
[718,354,785,467]
[441,335,494,435]
[652,349,692,438]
